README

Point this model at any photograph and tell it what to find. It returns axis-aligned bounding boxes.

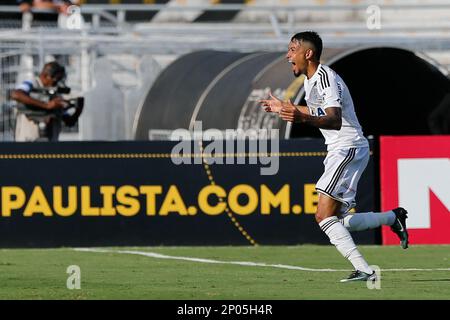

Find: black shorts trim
[316,187,350,208]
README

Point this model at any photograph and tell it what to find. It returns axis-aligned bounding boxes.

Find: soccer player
[260,31,409,282]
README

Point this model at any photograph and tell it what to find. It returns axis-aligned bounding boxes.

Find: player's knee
[315,209,338,223]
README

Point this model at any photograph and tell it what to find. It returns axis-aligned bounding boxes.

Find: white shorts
[315,147,369,213]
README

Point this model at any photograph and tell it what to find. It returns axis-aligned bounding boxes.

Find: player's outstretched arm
[259,92,284,113]
[260,92,309,115]
[280,104,342,130]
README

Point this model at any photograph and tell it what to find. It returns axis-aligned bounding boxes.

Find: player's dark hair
[291,31,323,61]
[43,61,66,81]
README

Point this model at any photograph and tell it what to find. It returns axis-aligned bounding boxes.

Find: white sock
[319,216,373,274]
[339,211,396,232]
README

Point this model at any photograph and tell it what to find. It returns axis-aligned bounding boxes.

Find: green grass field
[0,245,449,300]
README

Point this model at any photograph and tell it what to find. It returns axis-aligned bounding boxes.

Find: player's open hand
[280,100,300,122]
[259,92,283,113]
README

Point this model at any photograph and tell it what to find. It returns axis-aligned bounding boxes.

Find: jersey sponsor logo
[310,107,326,117]
[307,85,324,114]
[337,82,343,100]
[317,108,326,116]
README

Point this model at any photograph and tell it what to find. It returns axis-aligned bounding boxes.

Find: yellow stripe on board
[0,152,328,160]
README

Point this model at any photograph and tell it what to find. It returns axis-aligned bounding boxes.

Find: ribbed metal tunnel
[134,47,450,140]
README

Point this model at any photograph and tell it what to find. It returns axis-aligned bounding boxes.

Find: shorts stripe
[327,148,355,194]
[324,149,352,192]
[325,148,355,193]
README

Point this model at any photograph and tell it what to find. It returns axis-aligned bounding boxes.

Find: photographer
[11,61,83,141]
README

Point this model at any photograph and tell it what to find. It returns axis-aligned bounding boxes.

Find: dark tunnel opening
[290,47,450,139]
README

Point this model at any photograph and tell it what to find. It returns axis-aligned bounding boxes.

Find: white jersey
[303,64,368,151]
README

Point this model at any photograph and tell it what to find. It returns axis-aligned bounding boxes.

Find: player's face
[286,40,306,77]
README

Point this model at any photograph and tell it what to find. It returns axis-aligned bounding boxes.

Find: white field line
[74,248,450,272]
